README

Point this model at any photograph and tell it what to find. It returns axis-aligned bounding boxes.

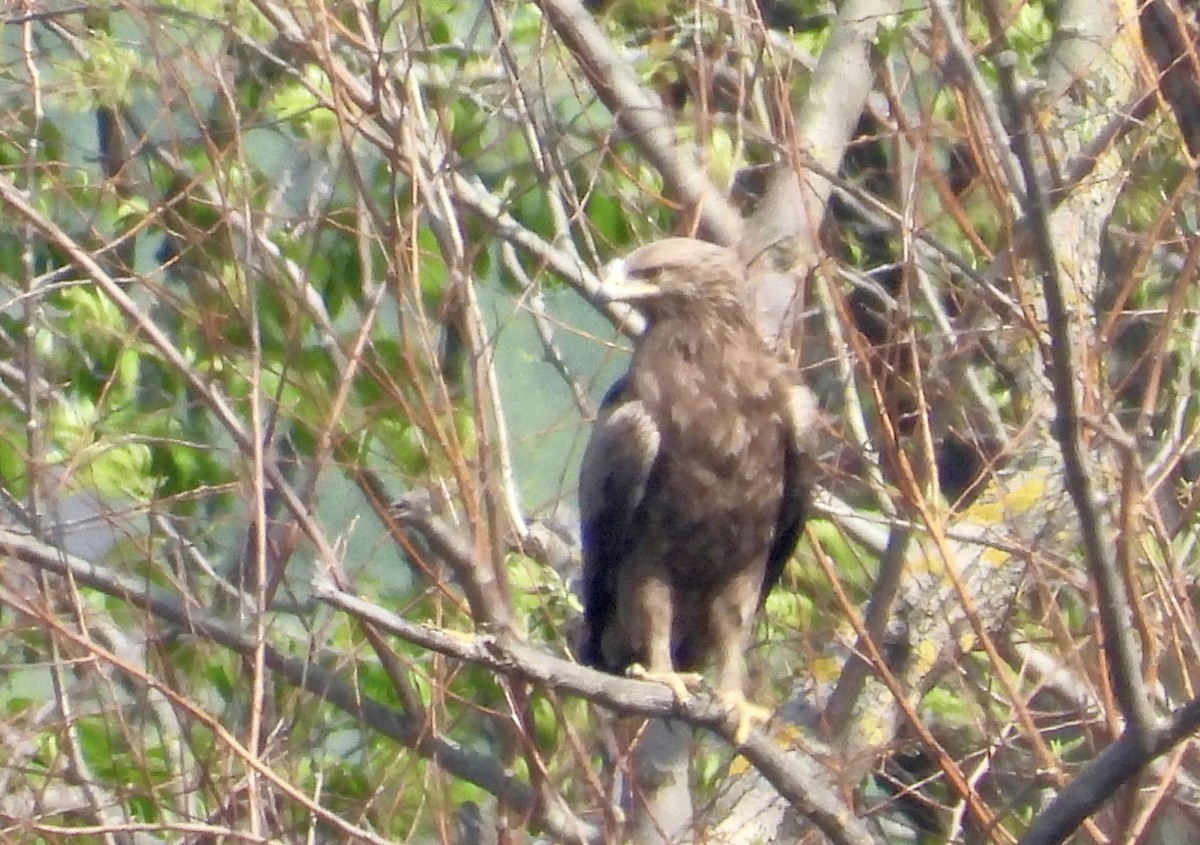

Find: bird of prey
[577,238,812,739]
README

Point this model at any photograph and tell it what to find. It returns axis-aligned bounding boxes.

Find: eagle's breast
[629,317,787,585]
[576,237,811,682]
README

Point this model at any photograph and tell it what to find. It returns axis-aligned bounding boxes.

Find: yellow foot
[626,664,704,702]
[718,689,772,745]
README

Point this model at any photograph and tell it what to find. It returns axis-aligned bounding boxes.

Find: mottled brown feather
[578,238,811,699]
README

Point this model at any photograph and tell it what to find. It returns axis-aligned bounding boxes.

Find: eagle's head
[599,238,746,323]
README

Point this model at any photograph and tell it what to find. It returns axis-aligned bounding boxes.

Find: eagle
[577,238,812,738]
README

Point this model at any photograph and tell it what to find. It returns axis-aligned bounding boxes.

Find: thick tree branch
[991,34,1157,740]
[792,0,901,205]
[746,0,903,339]
[1141,0,1200,159]
[312,576,884,845]
[1016,697,1200,845]
[535,0,744,245]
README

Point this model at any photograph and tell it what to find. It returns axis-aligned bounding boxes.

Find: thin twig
[0,174,342,572]
[0,525,595,845]
[312,575,883,845]
[534,0,744,245]
[991,40,1156,739]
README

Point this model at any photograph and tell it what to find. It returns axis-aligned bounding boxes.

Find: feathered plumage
[577,238,812,728]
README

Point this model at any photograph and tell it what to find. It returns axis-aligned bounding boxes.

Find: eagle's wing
[577,375,661,669]
[761,381,815,602]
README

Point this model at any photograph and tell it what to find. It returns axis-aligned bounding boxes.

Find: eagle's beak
[596,258,660,302]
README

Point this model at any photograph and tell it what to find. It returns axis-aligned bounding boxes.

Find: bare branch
[1016,697,1200,845]
[0,526,593,845]
[535,0,744,245]
[389,491,516,633]
[313,574,885,845]
[989,25,1156,738]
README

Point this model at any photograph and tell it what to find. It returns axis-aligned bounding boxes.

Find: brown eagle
[578,238,812,736]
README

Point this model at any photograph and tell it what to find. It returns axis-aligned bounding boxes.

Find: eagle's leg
[626,575,702,702]
[712,600,772,745]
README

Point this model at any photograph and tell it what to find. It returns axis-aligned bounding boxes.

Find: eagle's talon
[627,664,703,702]
[718,689,771,745]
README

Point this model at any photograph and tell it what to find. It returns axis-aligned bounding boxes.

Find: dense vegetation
[2,2,1200,843]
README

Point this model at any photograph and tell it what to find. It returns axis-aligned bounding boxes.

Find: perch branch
[312,575,883,845]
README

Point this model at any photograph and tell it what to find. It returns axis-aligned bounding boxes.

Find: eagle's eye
[624,265,657,283]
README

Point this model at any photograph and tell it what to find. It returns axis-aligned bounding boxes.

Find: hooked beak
[595,258,660,302]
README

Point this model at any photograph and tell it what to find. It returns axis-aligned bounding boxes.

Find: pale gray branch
[311,577,884,845]
[990,28,1156,739]
[0,526,594,845]
[535,0,744,245]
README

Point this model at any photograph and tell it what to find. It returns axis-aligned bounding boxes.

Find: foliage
[0,1,1198,844]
